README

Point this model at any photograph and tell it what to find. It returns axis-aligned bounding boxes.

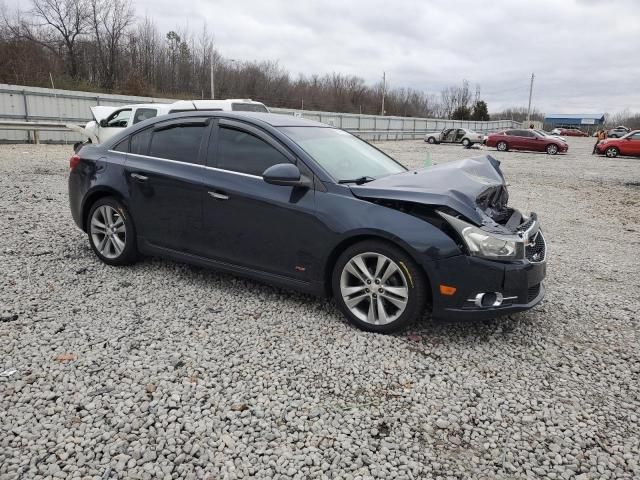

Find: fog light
[469,292,504,307]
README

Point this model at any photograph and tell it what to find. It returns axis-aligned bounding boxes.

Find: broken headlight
[438,211,525,261]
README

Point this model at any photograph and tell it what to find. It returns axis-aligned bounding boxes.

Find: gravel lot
[1,137,639,479]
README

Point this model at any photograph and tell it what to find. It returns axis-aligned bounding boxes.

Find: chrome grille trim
[525,230,546,263]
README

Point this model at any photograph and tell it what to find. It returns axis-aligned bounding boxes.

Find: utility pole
[526,73,535,123]
[301,98,304,110]
[210,60,216,100]
[381,71,386,116]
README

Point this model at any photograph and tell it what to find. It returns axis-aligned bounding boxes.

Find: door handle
[130,173,148,182]
[208,191,229,200]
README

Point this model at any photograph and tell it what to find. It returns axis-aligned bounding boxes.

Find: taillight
[69,154,81,171]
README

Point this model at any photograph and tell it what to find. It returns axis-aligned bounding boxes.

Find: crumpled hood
[349,155,509,226]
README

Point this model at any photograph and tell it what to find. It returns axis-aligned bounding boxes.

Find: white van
[68,99,269,147]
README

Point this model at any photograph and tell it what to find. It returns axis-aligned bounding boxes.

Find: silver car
[425,128,484,148]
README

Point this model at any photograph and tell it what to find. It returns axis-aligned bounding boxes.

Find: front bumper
[426,254,546,321]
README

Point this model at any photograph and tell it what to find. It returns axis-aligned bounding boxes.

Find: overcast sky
[9,0,640,113]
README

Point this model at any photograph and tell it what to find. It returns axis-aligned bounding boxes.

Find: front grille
[525,231,546,263]
[527,283,541,303]
[518,216,535,233]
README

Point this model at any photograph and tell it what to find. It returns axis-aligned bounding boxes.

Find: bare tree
[6,0,91,78]
[90,0,134,89]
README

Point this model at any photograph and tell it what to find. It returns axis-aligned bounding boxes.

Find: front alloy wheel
[332,241,428,333]
[496,141,508,152]
[340,253,409,324]
[605,146,619,158]
[462,138,471,148]
[546,144,558,155]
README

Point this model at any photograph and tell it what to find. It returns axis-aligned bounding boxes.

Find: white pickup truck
[68,99,269,149]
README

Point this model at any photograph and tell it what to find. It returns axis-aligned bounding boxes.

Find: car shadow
[136,256,542,344]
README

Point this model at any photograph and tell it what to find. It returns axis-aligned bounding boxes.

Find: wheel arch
[322,233,433,303]
[81,187,128,232]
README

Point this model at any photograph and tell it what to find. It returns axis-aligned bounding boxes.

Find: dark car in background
[596,130,640,158]
[68,112,546,333]
[486,129,568,155]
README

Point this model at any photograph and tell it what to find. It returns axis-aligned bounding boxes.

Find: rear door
[504,130,522,149]
[124,118,210,253]
[199,119,321,281]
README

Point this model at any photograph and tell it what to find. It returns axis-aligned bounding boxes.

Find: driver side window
[213,126,290,177]
[104,109,131,128]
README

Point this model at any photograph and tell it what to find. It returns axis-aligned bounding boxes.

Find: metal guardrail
[1,84,523,144]
[0,120,81,144]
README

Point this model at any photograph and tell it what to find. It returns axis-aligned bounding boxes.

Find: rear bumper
[426,255,547,321]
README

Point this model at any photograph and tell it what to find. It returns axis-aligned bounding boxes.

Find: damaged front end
[349,155,546,263]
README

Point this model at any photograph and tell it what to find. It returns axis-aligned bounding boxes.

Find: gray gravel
[1,137,639,479]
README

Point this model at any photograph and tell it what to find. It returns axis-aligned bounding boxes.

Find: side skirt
[138,238,326,297]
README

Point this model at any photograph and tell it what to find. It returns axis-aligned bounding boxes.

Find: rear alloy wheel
[88,197,138,266]
[427,137,436,144]
[332,241,428,333]
[496,141,508,152]
[546,144,558,155]
[462,138,471,148]
[605,146,619,158]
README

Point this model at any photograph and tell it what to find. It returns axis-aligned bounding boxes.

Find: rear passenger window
[149,124,206,164]
[133,108,157,124]
[215,127,289,176]
[130,129,152,155]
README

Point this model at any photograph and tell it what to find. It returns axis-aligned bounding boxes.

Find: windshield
[280,127,406,182]
[534,130,549,137]
[232,103,269,113]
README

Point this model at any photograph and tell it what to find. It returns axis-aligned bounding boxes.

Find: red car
[595,130,640,158]
[555,128,588,137]
[486,129,569,155]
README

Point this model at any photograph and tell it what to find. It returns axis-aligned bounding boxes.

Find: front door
[124,118,210,253]
[620,132,640,156]
[97,108,132,144]
[200,120,322,282]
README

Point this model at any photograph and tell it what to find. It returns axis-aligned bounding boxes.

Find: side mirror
[262,163,311,187]
[99,119,108,128]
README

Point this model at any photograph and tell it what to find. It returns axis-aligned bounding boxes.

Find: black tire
[605,146,619,158]
[427,136,436,144]
[496,141,508,152]
[546,144,558,155]
[331,240,428,334]
[87,196,138,266]
[462,138,471,148]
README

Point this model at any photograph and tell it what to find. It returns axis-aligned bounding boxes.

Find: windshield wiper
[338,176,375,185]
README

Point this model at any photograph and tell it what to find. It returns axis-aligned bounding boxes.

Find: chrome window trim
[108,151,263,179]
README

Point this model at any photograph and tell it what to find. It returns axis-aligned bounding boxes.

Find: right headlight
[438,211,525,261]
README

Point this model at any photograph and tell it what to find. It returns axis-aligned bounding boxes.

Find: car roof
[155,110,330,128]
